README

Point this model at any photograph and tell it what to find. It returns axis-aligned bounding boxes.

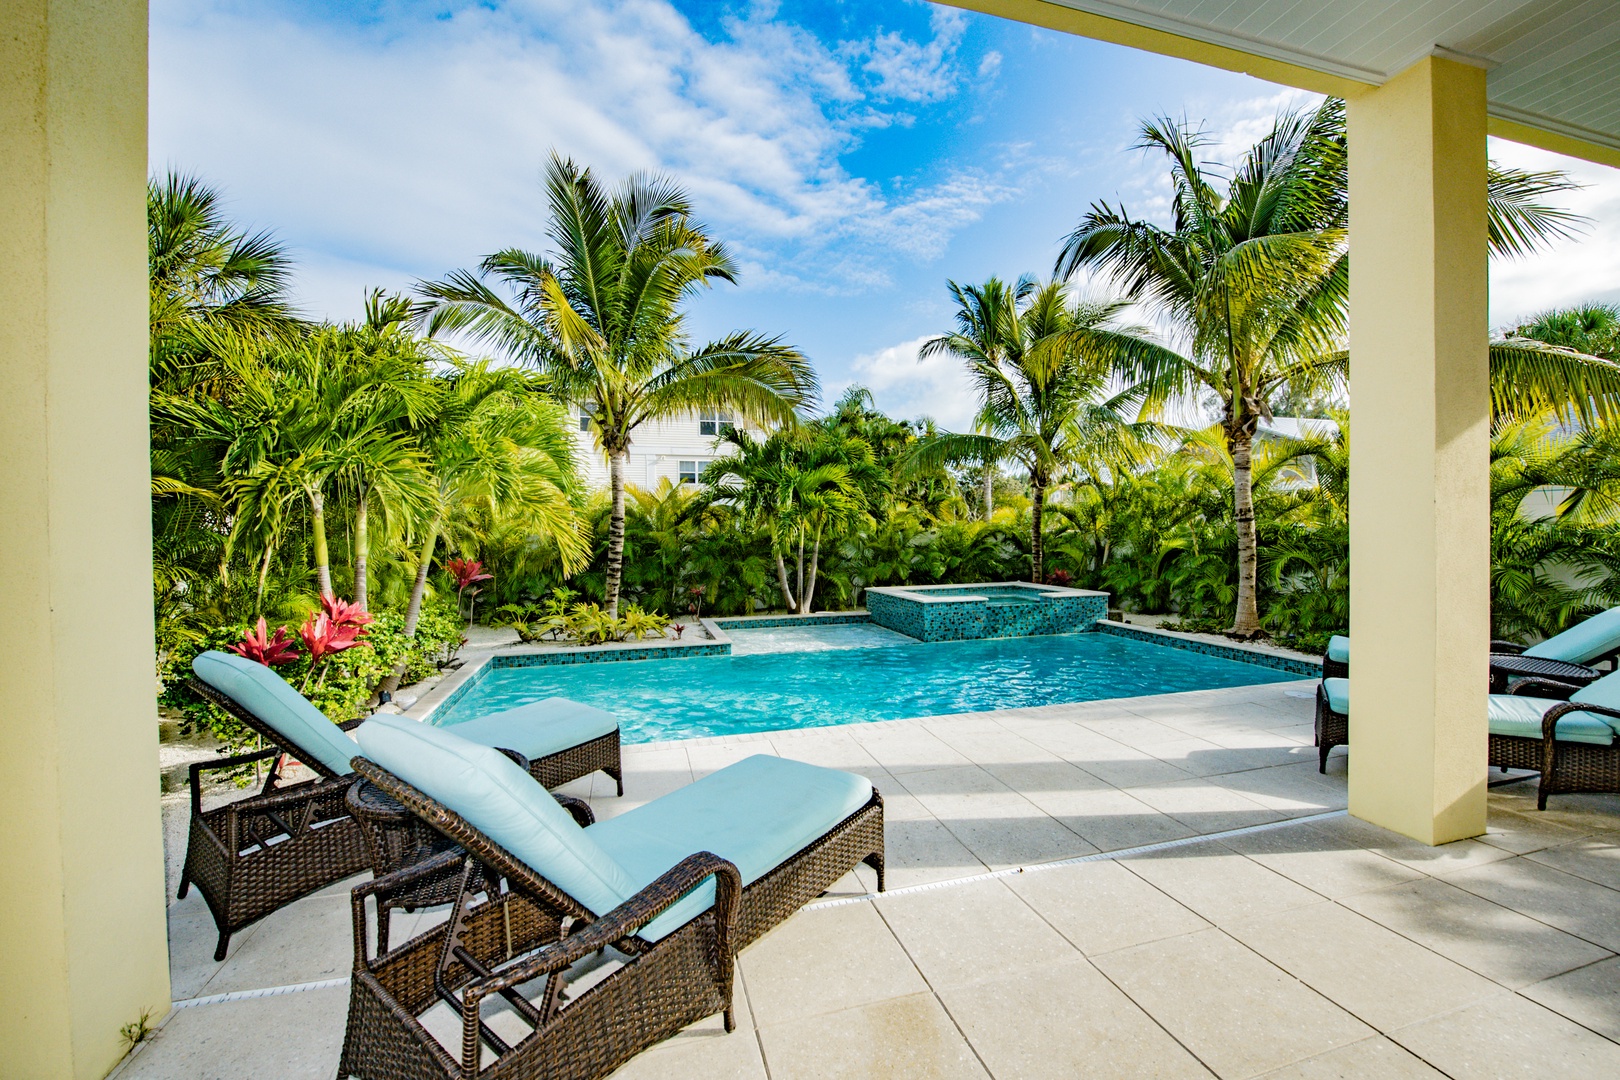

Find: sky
[151,0,1620,431]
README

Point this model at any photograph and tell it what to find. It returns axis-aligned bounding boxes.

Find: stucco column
[1347,56,1490,845]
[0,2,170,1076]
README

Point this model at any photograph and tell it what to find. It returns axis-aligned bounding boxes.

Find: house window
[699,409,733,436]
[678,460,707,484]
[578,406,592,432]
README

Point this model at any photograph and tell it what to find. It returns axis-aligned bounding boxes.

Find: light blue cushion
[1524,607,1620,664]
[1487,695,1617,746]
[1568,670,1620,734]
[193,651,359,776]
[1322,678,1349,715]
[1327,636,1350,664]
[588,755,874,942]
[438,698,617,760]
[354,715,636,917]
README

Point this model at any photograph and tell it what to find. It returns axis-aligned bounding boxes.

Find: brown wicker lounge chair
[338,718,885,1080]
[1315,675,1620,809]
[179,651,624,960]
[1495,677,1620,810]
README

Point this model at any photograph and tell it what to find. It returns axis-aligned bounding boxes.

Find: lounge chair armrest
[552,793,595,827]
[1509,678,1581,700]
[350,847,469,969]
[1490,640,1527,655]
[1544,700,1620,739]
[468,852,742,999]
[188,747,282,817]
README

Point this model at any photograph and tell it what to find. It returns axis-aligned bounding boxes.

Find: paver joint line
[807,809,1350,910]
[172,976,351,1010]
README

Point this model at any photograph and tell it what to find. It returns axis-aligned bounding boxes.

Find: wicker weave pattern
[340,757,885,1080]
[1314,683,1347,774]
[1316,679,1620,809]
[1322,657,1348,681]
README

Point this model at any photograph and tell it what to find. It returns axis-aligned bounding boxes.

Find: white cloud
[977,50,1002,80]
[843,334,978,429]
[1486,138,1620,329]
[150,0,1015,319]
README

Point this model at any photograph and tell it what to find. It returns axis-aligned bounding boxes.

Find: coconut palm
[417,153,817,616]
[1056,98,1617,635]
[904,277,1169,583]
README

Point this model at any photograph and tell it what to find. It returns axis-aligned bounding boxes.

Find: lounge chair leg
[1318,744,1330,774]
[722,1006,736,1033]
[864,852,886,893]
[214,931,232,962]
[176,874,190,900]
[608,767,624,797]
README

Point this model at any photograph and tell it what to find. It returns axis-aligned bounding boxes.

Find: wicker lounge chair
[1316,674,1620,808]
[1320,608,1620,684]
[180,651,624,959]
[339,715,886,1080]
[1322,635,1349,680]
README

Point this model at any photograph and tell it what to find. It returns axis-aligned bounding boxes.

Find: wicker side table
[1488,654,1599,694]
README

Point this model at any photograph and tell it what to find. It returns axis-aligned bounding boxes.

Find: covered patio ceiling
[951,0,1620,163]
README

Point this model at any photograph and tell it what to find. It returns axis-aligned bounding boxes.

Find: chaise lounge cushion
[1488,695,1618,746]
[1524,606,1620,665]
[193,650,361,777]
[1326,636,1350,665]
[355,715,637,916]
[439,698,617,762]
[587,754,873,942]
[1322,677,1349,715]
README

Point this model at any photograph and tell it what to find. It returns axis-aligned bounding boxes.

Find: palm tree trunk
[308,485,333,599]
[378,523,438,697]
[1030,474,1046,583]
[796,530,805,605]
[1230,430,1262,637]
[254,541,276,615]
[983,465,994,520]
[354,483,370,611]
[774,550,797,611]
[604,450,628,619]
[801,529,821,614]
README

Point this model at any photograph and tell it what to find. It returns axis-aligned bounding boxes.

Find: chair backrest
[355,715,636,918]
[1525,607,1620,664]
[192,651,360,778]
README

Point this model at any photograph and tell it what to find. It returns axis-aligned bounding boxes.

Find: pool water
[434,631,1297,744]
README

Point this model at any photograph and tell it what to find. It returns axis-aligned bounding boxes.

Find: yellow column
[0,2,170,1076]
[1347,56,1490,845]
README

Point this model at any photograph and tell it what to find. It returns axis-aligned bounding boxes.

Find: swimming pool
[432,631,1300,744]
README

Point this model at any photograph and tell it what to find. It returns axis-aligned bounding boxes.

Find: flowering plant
[227,617,300,667]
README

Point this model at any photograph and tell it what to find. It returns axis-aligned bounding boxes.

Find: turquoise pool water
[433,632,1297,744]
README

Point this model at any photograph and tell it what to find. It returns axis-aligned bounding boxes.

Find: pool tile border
[711,611,875,630]
[1093,619,1322,676]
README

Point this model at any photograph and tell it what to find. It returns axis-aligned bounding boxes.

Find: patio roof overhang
[2,1,1616,1076]
[945,0,1620,168]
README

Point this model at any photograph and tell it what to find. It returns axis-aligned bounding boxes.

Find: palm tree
[379,361,585,694]
[417,153,818,616]
[701,427,885,613]
[905,277,1168,583]
[1056,98,1617,636]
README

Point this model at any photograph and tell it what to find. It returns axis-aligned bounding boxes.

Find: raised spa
[864,581,1108,642]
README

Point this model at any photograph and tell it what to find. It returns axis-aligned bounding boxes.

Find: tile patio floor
[119,679,1620,1079]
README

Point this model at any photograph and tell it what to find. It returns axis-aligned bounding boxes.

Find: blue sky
[151,0,1620,429]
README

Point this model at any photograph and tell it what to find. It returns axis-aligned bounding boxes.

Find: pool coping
[1092,620,1323,676]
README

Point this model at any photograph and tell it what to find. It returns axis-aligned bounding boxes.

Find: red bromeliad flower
[444,558,493,592]
[320,594,374,634]
[228,618,301,667]
[298,612,363,664]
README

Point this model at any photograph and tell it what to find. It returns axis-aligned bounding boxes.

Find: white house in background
[571,406,765,490]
